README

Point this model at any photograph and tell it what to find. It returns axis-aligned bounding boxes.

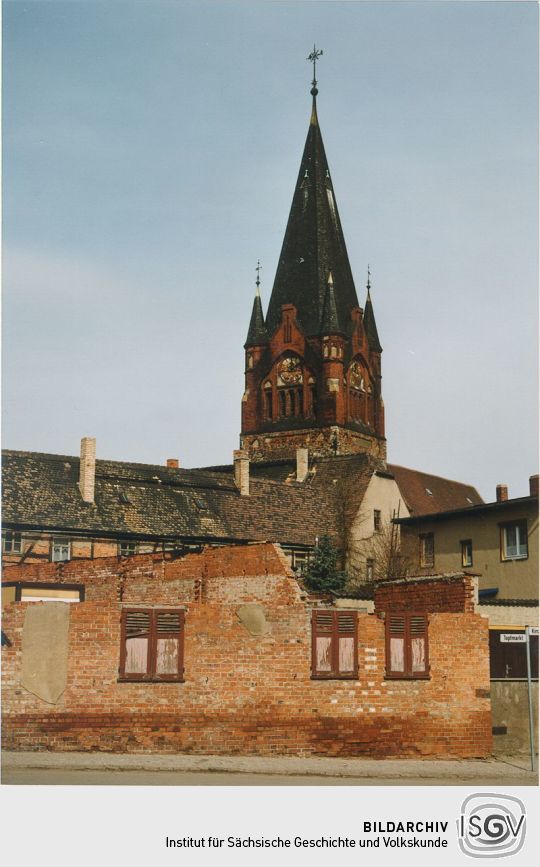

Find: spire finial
[255,260,262,296]
[366,264,371,296]
[307,44,323,96]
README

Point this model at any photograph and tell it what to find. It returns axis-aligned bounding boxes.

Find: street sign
[527,626,539,637]
[499,633,527,643]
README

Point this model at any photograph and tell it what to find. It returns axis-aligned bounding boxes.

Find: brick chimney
[496,484,508,503]
[166,458,179,468]
[529,475,539,497]
[78,437,96,504]
[233,449,250,496]
[296,447,309,483]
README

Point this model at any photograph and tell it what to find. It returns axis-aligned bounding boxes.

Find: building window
[292,550,310,573]
[366,558,375,581]
[119,609,185,682]
[500,521,528,561]
[282,547,312,573]
[1,581,84,604]
[419,533,434,568]
[311,610,358,680]
[118,541,137,557]
[2,531,22,554]
[385,613,429,679]
[373,510,382,532]
[51,538,71,562]
[461,539,473,567]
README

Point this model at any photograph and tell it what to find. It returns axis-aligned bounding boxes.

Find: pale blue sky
[2,0,538,499]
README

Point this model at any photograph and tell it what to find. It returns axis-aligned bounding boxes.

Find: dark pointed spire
[265,53,359,338]
[320,271,341,334]
[363,266,382,353]
[245,262,267,347]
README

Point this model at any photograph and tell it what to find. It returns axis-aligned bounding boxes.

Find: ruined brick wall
[2,545,491,758]
[374,574,477,614]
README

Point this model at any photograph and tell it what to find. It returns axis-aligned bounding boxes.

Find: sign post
[525,627,537,772]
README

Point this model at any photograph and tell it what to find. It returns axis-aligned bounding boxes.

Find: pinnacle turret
[244,264,267,347]
[363,268,382,353]
[320,272,341,334]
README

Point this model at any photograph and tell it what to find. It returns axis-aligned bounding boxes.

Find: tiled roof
[1,450,375,548]
[388,464,483,516]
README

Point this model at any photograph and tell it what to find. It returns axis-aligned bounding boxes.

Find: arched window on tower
[263,382,273,420]
[347,360,368,424]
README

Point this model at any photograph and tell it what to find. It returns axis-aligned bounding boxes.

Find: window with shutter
[311,610,358,680]
[119,608,185,682]
[385,612,429,679]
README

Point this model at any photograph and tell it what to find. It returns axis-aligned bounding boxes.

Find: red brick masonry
[1,545,492,757]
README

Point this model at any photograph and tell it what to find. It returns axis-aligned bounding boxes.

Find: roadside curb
[2,751,536,781]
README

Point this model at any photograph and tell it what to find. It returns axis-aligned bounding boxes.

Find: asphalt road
[3,767,537,786]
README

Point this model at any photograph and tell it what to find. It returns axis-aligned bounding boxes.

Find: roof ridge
[388,463,481,489]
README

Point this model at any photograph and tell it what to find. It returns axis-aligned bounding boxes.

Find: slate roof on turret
[265,95,360,338]
[245,293,267,346]
[320,273,342,335]
[363,289,382,353]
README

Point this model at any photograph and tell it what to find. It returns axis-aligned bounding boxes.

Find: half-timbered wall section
[2,544,491,758]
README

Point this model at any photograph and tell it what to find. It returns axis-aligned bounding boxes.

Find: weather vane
[255,260,262,294]
[367,264,371,290]
[307,45,323,95]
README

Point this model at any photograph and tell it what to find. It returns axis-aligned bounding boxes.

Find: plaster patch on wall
[237,604,270,637]
[21,603,70,704]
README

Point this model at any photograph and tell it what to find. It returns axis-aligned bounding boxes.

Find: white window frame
[118,541,138,557]
[501,522,528,561]
[51,538,71,562]
[461,539,473,568]
[3,531,22,554]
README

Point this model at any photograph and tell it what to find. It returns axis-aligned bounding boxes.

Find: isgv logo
[457,793,526,858]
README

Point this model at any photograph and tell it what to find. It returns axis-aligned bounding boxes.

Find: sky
[2,0,538,500]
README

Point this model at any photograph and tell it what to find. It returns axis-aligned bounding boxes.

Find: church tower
[241,51,386,463]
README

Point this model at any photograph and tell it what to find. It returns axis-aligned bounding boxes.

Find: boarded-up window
[311,610,358,680]
[385,612,429,679]
[119,609,185,682]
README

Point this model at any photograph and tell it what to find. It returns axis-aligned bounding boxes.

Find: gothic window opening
[288,389,296,417]
[263,383,273,420]
[348,360,368,423]
[310,384,317,417]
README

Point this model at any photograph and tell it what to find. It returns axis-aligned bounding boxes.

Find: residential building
[395,477,539,753]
